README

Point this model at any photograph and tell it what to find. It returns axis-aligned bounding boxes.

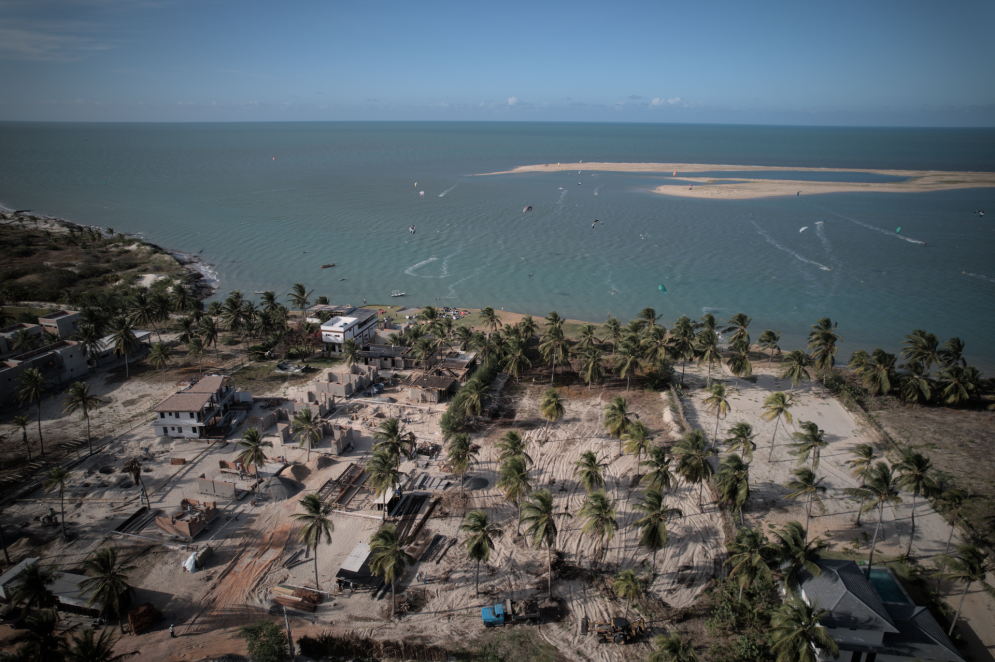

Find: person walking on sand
[170,624,175,638]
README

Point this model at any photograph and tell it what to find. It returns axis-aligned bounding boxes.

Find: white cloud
[507,96,519,106]
[651,97,683,106]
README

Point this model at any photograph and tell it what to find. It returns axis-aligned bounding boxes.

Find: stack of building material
[272,585,318,612]
[127,602,163,635]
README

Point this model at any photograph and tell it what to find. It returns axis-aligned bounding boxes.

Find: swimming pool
[867,567,911,604]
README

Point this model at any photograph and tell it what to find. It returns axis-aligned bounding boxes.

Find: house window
[171,427,176,431]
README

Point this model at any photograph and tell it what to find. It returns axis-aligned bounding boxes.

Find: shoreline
[477,162,995,199]
[0,208,218,300]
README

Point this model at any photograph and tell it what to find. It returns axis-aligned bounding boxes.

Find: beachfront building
[91,330,154,367]
[0,323,43,359]
[153,375,249,439]
[357,344,413,370]
[0,559,108,618]
[320,307,379,355]
[799,560,963,662]
[407,371,458,403]
[37,310,81,340]
[0,340,89,404]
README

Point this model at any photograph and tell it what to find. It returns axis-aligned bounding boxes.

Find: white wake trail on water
[439,184,458,197]
[753,222,831,271]
[404,257,438,276]
[825,210,926,245]
[814,222,838,265]
[556,189,568,211]
[964,272,995,284]
[594,185,603,196]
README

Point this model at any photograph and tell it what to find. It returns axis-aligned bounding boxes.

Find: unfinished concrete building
[155,499,219,540]
[312,363,378,398]
[408,372,458,403]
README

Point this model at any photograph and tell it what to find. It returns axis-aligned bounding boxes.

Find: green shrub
[239,620,288,662]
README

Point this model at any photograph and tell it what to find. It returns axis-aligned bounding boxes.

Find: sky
[1,0,994,126]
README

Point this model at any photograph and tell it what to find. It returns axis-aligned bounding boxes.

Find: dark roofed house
[408,371,457,403]
[799,560,963,662]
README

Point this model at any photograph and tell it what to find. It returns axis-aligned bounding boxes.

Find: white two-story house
[320,308,379,355]
[153,375,237,439]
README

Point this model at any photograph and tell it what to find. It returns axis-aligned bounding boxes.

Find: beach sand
[478,162,995,199]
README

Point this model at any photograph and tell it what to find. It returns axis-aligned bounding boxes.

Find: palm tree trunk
[948,581,972,637]
[714,413,720,442]
[546,542,552,599]
[865,502,884,579]
[475,560,480,596]
[768,418,780,461]
[125,352,130,379]
[60,490,66,537]
[22,431,32,463]
[906,493,917,558]
[739,505,744,526]
[314,550,320,590]
[37,403,45,455]
[391,581,396,618]
[516,500,522,535]
[944,520,956,556]
[805,493,812,542]
[85,413,92,457]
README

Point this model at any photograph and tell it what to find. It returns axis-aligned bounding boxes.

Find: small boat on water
[320,263,335,269]
[390,290,405,297]
[254,291,265,294]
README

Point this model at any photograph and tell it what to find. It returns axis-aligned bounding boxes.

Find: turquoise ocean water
[1,122,994,371]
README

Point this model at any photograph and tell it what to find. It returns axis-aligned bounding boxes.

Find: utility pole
[283,606,294,661]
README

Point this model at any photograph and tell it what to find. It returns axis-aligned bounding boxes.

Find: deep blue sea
[2,122,994,371]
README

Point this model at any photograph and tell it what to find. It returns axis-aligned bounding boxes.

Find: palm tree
[74,323,104,368]
[936,488,965,559]
[539,327,567,385]
[762,392,793,461]
[496,431,533,467]
[703,382,730,442]
[632,488,682,567]
[503,338,532,383]
[17,367,47,455]
[110,316,139,379]
[789,421,828,471]
[772,520,826,593]
[43,467,71,538]
[933,543,995,636]
[573,451,606,492]
[579,491,621,560]
[147,342,170,382]
[725,526,774,602]
[9,562,59,611]
[938,365,979,406]
[901,329,941,373]
[895,450,937,558]
[199,316,220,358]
[603,395,633,454]
[758,329,781,367]
[783,468,826,541]
[369,523,414,617]
[11,328,38,353]
[622,420,653,470]
[372,417,416,464]
[843,461,902,578]
[807,318,841,378]
[726,339,753,386]
[602,317,622,355]
[236,427,271,476]
[613,340,640,391]
[640,445,675,493]
[129,292,162,343]
[172,284,193,314]
[63,382,102,457]
[477,306,500,334]
[539,387,565,441]
[579,345,606,388]
[938,337,966,368]
[293,493,334,590]
[291,407,323,461]
[520,489,566,599]
[186,336,206,375]
[845,443,877,526]
[13,414,32,462]
[518,315,539,342]
[642,325,671,372]
[724,422,757,464]
[417,305,439,323]
[716,453,751,525]
[613,569,642,618]
[648,632,699,662]
[366,448,403,522]
[770,596,839,662]
[446,432,479,506]
[63,627,138,662]
[78,547,137,626]
[673,430,715,510]
[461,510,502,596]
[10,608,64,662]
[452,326,472,351]
[576,323,598,350]
[459,380,489,423]
[723,313,752,345]
[287,283,313,315]
[862,349,897,397]
[694,329,722,387]
[899,361,933,404]
[779,350,812,392]
[668,316,697,385]
[498,455,532,534]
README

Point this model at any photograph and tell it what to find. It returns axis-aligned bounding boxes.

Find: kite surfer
[408,225,416,234]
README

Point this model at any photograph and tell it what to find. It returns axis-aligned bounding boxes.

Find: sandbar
[478,162,995,199]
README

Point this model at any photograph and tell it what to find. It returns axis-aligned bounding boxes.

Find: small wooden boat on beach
[320,263,335,269]
[390,290,405,297]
